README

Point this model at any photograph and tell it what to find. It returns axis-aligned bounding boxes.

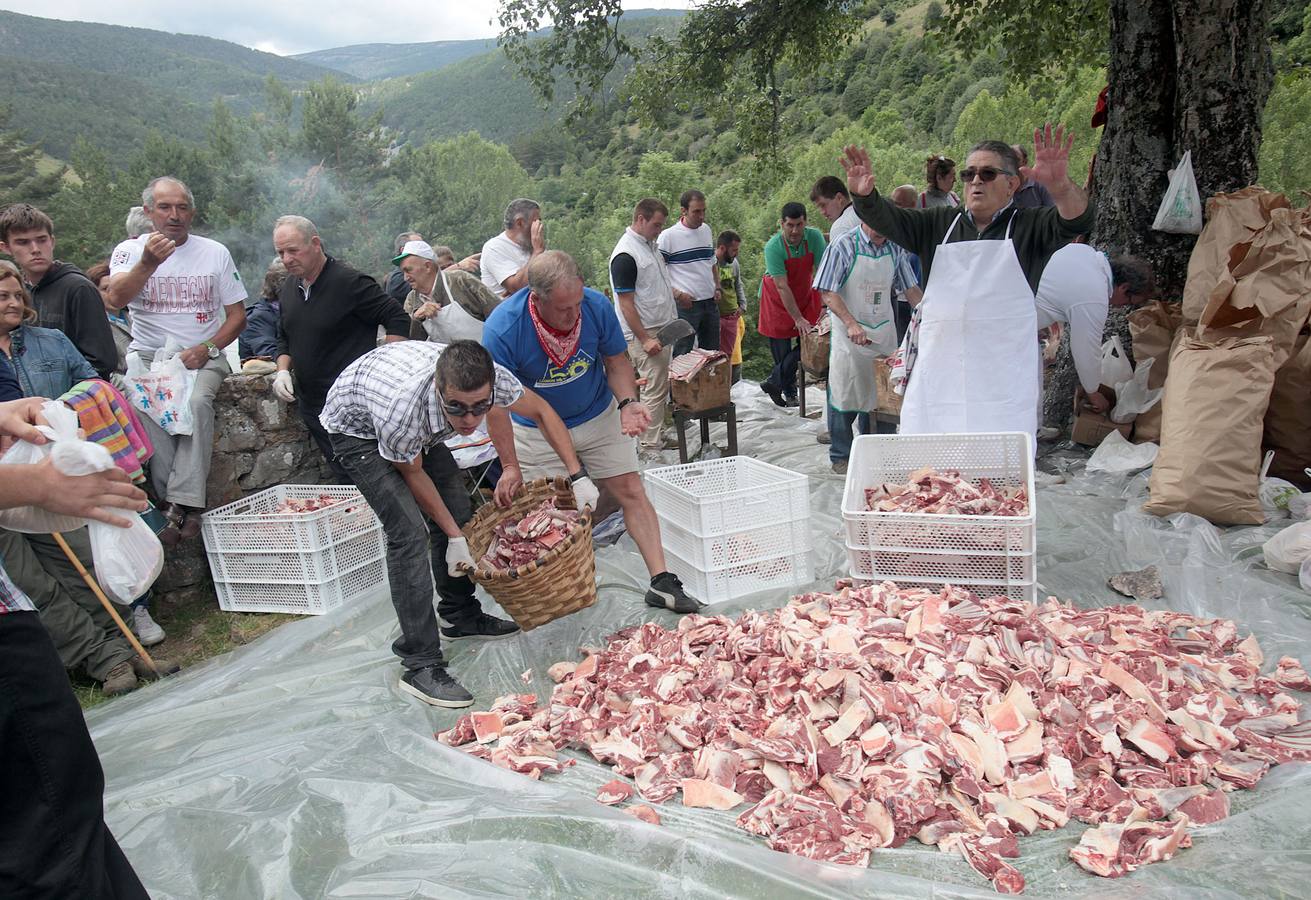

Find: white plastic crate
[206,527,385,584]
[666,547,813,606]
[645,456,809,537]
[846,544,1035,584]
[214,553,387,615]
[201,485,379,553]
[660,516,811,571]
[849,576,1038,605]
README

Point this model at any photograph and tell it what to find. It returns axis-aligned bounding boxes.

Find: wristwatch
[203,340,221,359]
[569,465,590,483]
[617,397,637,411]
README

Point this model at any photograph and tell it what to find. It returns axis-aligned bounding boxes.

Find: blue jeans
[828,407,871,464]
[673,299,720,356]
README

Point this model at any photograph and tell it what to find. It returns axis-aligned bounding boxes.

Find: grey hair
[274,215,319,241]
[503,198,541,232]
[142,176,195,209]
[1108,253,1157,301]
[967,141,1021,176]
[891,184,918,206]
[526,250,580,299]
[262,258,288,300]
[433,245,455,262]
[125,206,152,238]
[394,230,422,255]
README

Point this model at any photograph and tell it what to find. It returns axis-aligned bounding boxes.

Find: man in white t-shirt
[479,198,545,298]
[811,175,860,242]
[657,189,719,357]
[106,176,247,543]
[609,198,678,451]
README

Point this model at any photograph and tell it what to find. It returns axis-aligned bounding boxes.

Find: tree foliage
[0,106,64,208]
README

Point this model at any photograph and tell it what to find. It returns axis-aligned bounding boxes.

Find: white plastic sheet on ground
[88,380,1311,899]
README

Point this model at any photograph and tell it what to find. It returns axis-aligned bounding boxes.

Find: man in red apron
[757,202,826,407]
[839,124,1093,447]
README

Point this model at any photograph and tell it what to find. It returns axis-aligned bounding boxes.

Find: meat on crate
[866,468,1028,516]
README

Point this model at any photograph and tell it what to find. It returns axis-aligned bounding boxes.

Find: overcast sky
[0,1,695,56]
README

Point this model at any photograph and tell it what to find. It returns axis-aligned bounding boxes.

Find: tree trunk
[1045,0,1273,431]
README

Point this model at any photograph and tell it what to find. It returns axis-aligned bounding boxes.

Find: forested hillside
[1,3,1307,379]
[294,39,498,81]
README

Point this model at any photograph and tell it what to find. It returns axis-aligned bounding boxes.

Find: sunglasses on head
[440,395,494,418]
[960,167,1016,183]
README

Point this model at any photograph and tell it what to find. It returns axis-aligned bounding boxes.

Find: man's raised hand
[839,146,877,197]
[1023,123,1074,188]
[142,232,177,268]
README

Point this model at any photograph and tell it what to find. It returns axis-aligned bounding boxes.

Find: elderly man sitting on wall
[481,250,703,614]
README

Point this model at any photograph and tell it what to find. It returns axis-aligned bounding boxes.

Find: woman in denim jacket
[0,262,96,397]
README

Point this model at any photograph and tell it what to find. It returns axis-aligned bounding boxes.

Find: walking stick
[51,531,160,677]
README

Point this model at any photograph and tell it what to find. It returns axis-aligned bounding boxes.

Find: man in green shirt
[757,202,826,407]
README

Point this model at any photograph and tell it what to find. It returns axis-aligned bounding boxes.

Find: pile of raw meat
[669,349,727,382]
[866,468,1029,517]
[274,494,344,514]
[477,498,581,571]
[438,580,1311,893]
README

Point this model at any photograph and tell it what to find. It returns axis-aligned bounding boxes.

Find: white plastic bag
[1259,450,1305,522]
[1086,429,1159,474]
[1109,356,1166,424]
[0,400,163,602]
[1264,519,1311,574]
[1151,150,1204,235]
[1101,336,1133,389]
[124,340,197,435]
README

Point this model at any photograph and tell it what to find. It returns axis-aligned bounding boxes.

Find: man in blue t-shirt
[483,251,701,613]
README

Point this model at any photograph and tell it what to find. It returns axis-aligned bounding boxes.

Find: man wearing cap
[271,215,410,480]
[394,240,503,343]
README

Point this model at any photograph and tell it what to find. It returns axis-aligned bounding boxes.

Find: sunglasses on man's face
[960,167,1016,184]
[441,396,494,418]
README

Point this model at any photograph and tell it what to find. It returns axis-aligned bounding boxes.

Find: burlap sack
[1182,188,1292,321]
[1192,202,1311,372]
[1143,335,1276,525]
[1264,331,1311,489]
[1127,301,1184,443]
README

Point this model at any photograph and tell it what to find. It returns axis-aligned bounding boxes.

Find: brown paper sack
[1127,301,1184,443]
[1193,204,1311,372]
[874,355,902,416]
[1264,331,1311,490]
[1144,335,1276,525]
[1182,188,1292,322]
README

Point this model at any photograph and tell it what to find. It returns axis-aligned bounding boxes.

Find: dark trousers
[331,433,480,670]
[766,337,801,398]
[674,299,720,356]
[0,610,148,899]
[298,399,352,484]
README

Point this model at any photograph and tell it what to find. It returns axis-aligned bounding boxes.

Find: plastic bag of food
[1264,520,1311,574]
[1151,150,1203,234]
[1110,356,1165,425]
[123,339,197,435]
[1102,336,1133,388]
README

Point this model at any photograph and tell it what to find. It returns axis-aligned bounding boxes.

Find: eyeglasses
[441,395,494,418]
[960,167,1016,183]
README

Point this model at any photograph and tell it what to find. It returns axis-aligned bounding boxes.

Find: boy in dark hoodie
[0,204,117,379]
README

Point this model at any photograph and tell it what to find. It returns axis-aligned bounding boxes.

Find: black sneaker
[399,666,474,708]
[440,612,521,640]
[761,381,786,407]
[783,393,801,408]
[645,572,703,613]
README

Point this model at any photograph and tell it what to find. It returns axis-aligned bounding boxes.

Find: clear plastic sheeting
[88,382,1311,899]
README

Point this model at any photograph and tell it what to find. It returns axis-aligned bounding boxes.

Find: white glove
[572,475,599,511]
[272,370,295,403]
[446,536,474,577]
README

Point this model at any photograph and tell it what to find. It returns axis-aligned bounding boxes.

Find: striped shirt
[657,221,717,300]
[319,341,524,464]
[812,228,919,298]
[0,559,36,613]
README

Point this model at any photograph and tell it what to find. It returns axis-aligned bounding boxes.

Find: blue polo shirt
[482,286,628,428]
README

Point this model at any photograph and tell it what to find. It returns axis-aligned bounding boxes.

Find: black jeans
[331,433,480,670]
[298,399,353,484]
[674,299,721,356]
[0,610,148,899]
[766,337,801,398]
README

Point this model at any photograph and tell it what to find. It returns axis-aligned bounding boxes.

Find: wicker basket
[462,476,597,630]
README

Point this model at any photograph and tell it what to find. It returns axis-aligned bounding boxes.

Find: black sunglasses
[440,394,494,418]
[960,167,1016,183]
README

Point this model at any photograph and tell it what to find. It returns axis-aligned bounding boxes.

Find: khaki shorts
[512,400,639,481]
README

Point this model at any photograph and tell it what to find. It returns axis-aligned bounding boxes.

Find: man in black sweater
[272,215,410,481]
[0,204,118,379]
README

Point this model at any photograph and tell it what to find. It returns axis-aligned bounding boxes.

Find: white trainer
[131,606,166,646]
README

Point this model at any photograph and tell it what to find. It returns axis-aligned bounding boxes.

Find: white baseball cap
[392,240,436,265]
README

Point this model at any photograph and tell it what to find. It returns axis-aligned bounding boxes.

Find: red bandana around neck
[528,296,582,369]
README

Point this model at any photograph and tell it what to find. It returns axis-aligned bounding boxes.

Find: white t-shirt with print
[109,234,247,351]
[479,232,531,298]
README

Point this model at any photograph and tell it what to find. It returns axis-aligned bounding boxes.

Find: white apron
[828,244,898,412]
[421,269,484,343]
[899,212,1039,443]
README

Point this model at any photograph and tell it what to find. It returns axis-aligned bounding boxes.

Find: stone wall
[154,373,332,604]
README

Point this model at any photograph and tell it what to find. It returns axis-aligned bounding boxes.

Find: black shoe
[399,666,474,708]
[645,572,703,613]
[783,394,800,408]
[440,612,521,640]
[761,382,786,407]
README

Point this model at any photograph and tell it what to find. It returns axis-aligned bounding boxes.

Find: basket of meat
[462,476,596,630]
[841,432,1036,598]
